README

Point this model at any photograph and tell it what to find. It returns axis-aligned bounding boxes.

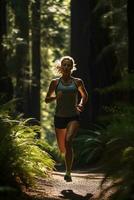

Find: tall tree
[71,0,117,126]
[0,0,7,75]
[127,0,134,73]
[31,0,41,121]
[11,0,30,116]
[127,0,134,104]
[88,1,117,120]
[71,0,91,128]
[0,0,13,104]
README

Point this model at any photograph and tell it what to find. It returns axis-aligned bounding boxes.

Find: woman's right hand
[56,91,63,99]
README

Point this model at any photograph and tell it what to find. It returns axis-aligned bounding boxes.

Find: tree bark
[71,0,91,128]
[71,0,117,126]
[12,0,30,116]
[31,0,41,121]
[0,0,13,105]
[127,0,134,73]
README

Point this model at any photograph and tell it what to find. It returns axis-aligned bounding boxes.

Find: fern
[0,102,55,188]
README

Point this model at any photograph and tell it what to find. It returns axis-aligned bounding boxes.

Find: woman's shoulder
[50,77,60,86]
[72,77,83,83]
[73,77,82,81]
[51,77,60,82]
[72,77,83,87]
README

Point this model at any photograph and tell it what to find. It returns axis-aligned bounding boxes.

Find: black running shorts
[54,115,80,129]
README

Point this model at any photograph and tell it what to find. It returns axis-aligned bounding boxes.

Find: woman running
[45,56,88,182]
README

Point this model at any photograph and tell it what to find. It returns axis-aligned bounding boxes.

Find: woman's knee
[66,121,79,138]
[65,135,74,150]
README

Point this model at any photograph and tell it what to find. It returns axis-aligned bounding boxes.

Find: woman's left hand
[76,104,84,112]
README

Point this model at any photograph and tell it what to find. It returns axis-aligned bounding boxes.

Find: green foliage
[3,0,70,168]
[0,102,55,188]
[41,0,70,58]
[92,2,134,191]
[93,74,134,134]
[74,104,134,200]
[105,0,127,68]
[73,126,109,165]
[95,0,128,79]
[96,104,134,200]
[96,74,134,95]
[37,139,64,164]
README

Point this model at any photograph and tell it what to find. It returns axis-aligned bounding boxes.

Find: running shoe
[64,174,72,182]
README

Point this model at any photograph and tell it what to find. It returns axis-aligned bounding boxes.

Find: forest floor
[0,165,114,200]
[25,165,114,200]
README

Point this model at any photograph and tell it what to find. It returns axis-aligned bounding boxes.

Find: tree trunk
[71,0,117,126]
[71,0,91,128]
[12,0,30,117]
[127,0,134,103]
[0,0,7,75]
[127,0,134,73]
[0,0,13,105]
[31,0,41,121]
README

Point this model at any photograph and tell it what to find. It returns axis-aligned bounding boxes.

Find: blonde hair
[54,56,77,75]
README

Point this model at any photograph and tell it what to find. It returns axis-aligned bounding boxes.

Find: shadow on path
[59,189,93,200]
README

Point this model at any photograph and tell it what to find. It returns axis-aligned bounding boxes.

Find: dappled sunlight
[0,0,131,199]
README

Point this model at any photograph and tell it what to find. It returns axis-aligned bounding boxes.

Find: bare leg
[55,128,66,154]
[65,121,79,177]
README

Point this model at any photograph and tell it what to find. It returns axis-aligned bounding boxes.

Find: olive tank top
[55,78,79,117]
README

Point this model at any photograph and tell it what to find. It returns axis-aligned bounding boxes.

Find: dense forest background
[1,0,134,199]
[0,0,131,128]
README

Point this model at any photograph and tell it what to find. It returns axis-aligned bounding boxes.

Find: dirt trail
[27,170,112,200]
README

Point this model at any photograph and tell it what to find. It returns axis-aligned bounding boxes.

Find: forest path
[27,169,112,200]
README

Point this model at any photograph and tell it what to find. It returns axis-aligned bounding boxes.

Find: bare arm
[76,79,88,112]
[45,80,57,103]
[45,79,63,103]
